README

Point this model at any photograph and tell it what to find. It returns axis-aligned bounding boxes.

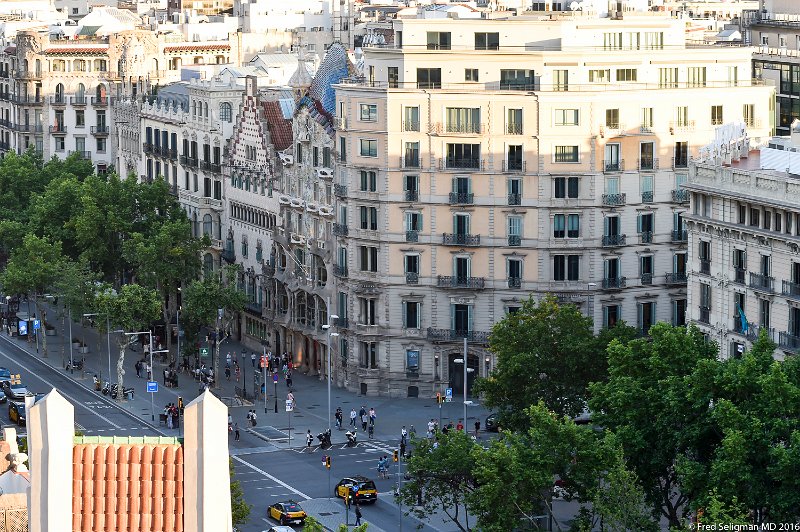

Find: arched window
[203,253,213,276]
[203,214,213,237]
[95,84,106,104]
[220,102,232,122]
[76,83,85,98]
[55,83,64,103]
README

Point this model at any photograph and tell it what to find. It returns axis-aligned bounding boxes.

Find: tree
[182,266,245,387]
[27,175,85,260]
[589,323,718,528]
[124,217,206,358]
[475,295,634,429]
[96,284,161,400]
[229,458,251,528]
[53,259,98,368]
[303,517,324,531]
[0,150,45,225]
[1,235,66,357]
[397,430,478,531]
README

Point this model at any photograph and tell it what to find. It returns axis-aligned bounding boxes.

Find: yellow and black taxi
[334,476,378,504]
[267,500,307,526]
[8,401,25,426]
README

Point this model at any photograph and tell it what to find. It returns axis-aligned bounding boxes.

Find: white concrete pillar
[27,389,74,532]
[183,390,233,532]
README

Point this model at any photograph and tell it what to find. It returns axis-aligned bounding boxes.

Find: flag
[736,303,748,333]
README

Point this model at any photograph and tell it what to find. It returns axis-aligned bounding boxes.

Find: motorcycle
[65,358,84,371]
[102,381,135,399]
[345,430,358,447]
[317,429,332,449]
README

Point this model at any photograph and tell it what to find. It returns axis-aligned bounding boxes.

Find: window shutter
[450,304,456,331]
[637,303,643,330]
[468,305,474,332]
[636,213,642,233]
[402,302,407,328]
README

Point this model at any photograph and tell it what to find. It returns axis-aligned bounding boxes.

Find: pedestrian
[167,410,174,430]
[474,419,480,438]
[226,352,232,367]
[456,419,464,432]
[251,352,256,368]
[234,363,241,382]
[361,412,368,432]
[409,425,416,439]
[286,372,293,388]
[369,407,376,427]
[225,366,231,381]
[246,410,253,426]
[427,419,435,434]
[234,423,240,441]
[306,430,313,448]
[135,360,141,378]
[368,424,374,439]
[401,426,407,444]
[163,368,170,386]
[350,408,357,427]
[146,363,152,380]
[355,503,362,526]
[251,410,257,427]
[400,439,407,458]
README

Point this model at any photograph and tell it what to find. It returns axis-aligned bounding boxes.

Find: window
[359,206,378,230]
[403,106,419,132]
[359,104,377,122]
[616,68,637,81]
[554,146,579,163]
[643,32,664,50]
[404,175,419,195]
[427,32,451,50]
[507,108,522,135]
[639,142,655,170]
[687,67,707,87]
[711,105,723,125]
[55,137,65,152]
[728,66,739,87]
[75,110,85,127]
[403,301,420,329]
[760,298,771,328]
[405,254,419,275]
[675,106,689,127]
[553,69,568,91]
[508,215,522,239]
[674,142,688,167]
[339,137,346,162]
[589,69,611,83]
[507,145,523,171]
[750,207,760,227]
[500,69,534,90]
[359,170,377,192]
[96,137,106,153]
[605,109,620,129]
[640,255,654,279]
[554,109,579,126]
[553,214,565,238]
[743,104,755,127]
[416,68,441,89]
[360,341,377,369]
[388,66,398,88]
[474,32,499,50]
[465,69,479,82]
[638,302,656,335]
[359,246,378,272]
[603,305,621,328]
[553,255,580,281]
[659,68,678,88]
[359,139,377,157]
[241,237,248,258]
[359,298,377,326]
[405,211,422,232]
[554,176,579,198]
[446,108,481,134]
[641,107,654,130]
[220,102,232,122]
[567,214,579,238]
[603,32,622,50]
[446,143,480,168]
[406,350,420,373]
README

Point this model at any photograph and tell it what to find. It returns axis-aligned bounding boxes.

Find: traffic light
[436,392,442,404]
[393,450,398,462]
[178,396,184,413]
[325,456,331,469]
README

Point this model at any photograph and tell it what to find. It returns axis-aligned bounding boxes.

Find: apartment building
[685,124,800,359]
[743,0,800,135]
[332,14,774,398]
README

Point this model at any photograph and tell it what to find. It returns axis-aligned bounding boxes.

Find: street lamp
[322,313,339,434]
[84,312,112,381]
[454,338,475,434]
[123,330,167,421]
[241,349,247,398]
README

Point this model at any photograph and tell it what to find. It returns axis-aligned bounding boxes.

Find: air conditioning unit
[316,167,334,179]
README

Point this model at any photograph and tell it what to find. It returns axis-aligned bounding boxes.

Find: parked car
[267,501,307,526]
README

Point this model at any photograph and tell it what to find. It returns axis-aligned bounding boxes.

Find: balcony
[749,272,775,293]
[671,229,688,243]
[782,280,800,300]
[699,306,710,324]
[734,268,746,285]
[779,331,800,353]
[68,151,91,160]
[508,277,521,289]
[143,142,153,154]
[49,125,68,134]
[448,192,474,205]
[91,96,109,107]
[506,123,523,135]
[502,160,525,173]
[402,121,419,132]
[333,264,348,278]
[221,248,236,264]
[603,159,625,172]
[746,325,775,343]
[442,233,480,246]
[426,328,490,345]
[433,122,484,135]
[405,272,419,284]
[602,234,626,247]
[672,156,689,169]
[180,155,198,168]
[641,273,653,285]
[639,231,653,244]
[601,193,626,206]
[665,272,687,285]
[50,96,67,106]
[166,148,178,160]
[334,184,348,197]
[404,190,419,202]
[72,96,87,106]
[638,157,658,171]
[602,277,626,290]
[332,223,349,237]
[400,155,421,169]
[641,191,654,203]
[406,230,419,242]
[700,260,711,275]
[508,235,521,247]
[669,120,696,133]
[441,157,483,170]
[90,125,109,135]
[507,193,521,206]
[437,276,485,289]
[672,189,690,203]
[11,95,44,105]
[334,317,349,329]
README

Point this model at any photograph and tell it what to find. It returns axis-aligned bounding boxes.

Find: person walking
[368,423,374,439]
[335,407,343,430]
[354,503,362,526]
[251,352,256,368]
[306,430,313,448]
[167,409,174,430]
[225,366,231,381]
[246,410,253,426]
[361,412,368,432]
[286,372,293,388]
[234,363,241,382]
[234,423,240,441]
[400,439,407,459]
[350,408,357,428]
[368,407,376,427]
[251,410,257,427]
[226,352,232,367]
[474,419,480,439]
[135,360,141,378]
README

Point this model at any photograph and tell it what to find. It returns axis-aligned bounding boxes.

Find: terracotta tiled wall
[72,444,184,532]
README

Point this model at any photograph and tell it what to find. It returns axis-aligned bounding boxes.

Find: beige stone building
[332,14,774,397]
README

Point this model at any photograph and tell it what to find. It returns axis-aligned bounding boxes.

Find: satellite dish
[570,1,581,10]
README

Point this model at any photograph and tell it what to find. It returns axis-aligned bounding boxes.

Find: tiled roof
[72,443,184,532]
[44,47,109,55]
[164,43,230,53]
[262,100,293,151]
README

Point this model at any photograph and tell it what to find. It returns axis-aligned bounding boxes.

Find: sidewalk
[300,498,387,532]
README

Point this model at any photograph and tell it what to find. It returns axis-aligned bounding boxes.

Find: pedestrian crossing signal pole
[325,455,332,500]
[437,392,443,429]
[395,449,403,532]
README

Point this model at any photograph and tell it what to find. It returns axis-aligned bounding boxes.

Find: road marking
[232,455,311,500]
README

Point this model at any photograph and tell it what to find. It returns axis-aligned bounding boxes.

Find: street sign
[273,374,279,384]
[146,381,158,393]
[17,321,27,336]
[285,399,294,412]
[445,388,453,403]
[32,319,40,330]
[200,347,209,357]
